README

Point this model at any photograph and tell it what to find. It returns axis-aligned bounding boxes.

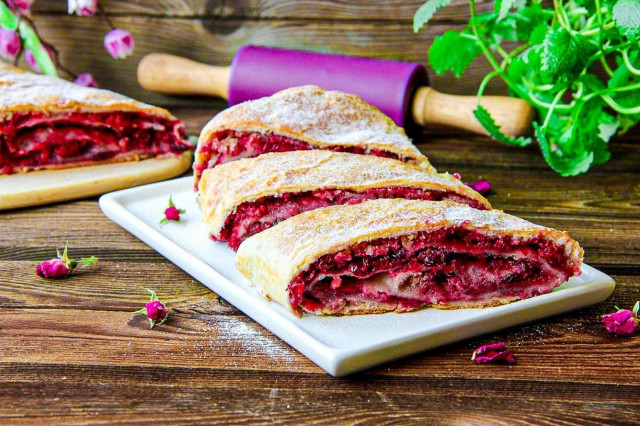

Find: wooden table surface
[1,108,639,424]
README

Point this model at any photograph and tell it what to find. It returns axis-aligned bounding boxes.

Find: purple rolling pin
[228,45,427,128]
[137,46,534,136]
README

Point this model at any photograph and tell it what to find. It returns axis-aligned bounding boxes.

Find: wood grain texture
[2,0,640,422]
[34,0,493,20]
[17,16,505,108]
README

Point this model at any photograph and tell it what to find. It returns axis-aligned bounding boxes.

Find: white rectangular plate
[99,177,615,376]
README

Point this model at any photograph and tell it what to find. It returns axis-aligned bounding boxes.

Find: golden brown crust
[235,199,584,314]
[198,150,490,236]
[196,85,433,169]
[0,65,174,119]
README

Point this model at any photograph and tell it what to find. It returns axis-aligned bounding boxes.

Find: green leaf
[540,27,596,85]
[534,122,594,176]
[613,0,640,38]
[496,0,518,20]
[0,2,18,30]
[413,0,452,33]
[81,256,99,267]
[428,30,482,77]
[473,105,532,147]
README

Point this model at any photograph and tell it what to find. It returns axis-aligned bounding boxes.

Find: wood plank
[20,17,504,108]
[33,0,494,21]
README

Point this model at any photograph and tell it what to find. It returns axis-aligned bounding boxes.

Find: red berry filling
[287,228,580,314]
[0,111,190,174]
[194,130,412,184]
[215,187,488,251]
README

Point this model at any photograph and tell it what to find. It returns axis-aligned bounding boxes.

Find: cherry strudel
[199,150,490,250]
[0,66,192,174]
[193,85,433,184]
[236,199,583,316]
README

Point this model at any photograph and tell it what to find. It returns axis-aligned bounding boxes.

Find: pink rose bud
[452,173,461,180]
[74,73,98,87]
[0,29,21,61]
[464,178,492,195]
[7,0,34,15]
[134,289,170,329]
[36,258,74,279]
[104,28,135,59]
[145,300,168,322]
[24,47,55,74]
[35,242,98,279]
[160,196,185,224]
[601,307,639,336]
[68,0,98,16]
[472,342,517,364]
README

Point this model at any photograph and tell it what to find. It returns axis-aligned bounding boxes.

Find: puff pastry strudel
[236,199,583,316]
[0,66,192,174]
[199,151,490,250]
[193,85,433,184]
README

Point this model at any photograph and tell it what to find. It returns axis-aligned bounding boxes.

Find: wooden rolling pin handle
[137,53,231,99]
[412,87,535,137]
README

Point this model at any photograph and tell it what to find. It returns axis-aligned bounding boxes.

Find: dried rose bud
[464,178,491,195]
[35,242,98,279]
[472,342,517,364]
[104,28,135,59]
[0,29,21,61]
[601,303,639,336]
[74,73,98,87]
[160,196,186,224]
[68,0,98,16]
[7,0,34,15]
[24,47,55,73]
[134,289,169,329]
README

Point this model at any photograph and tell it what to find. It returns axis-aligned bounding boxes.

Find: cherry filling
[0,111,191,174]
[215,187,488,251]
[287,228,581,314]
[194,130,410,184]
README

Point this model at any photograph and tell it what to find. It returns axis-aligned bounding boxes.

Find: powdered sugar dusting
[199,85,425,161]
[0,65,172,118]
[199,150,489,233]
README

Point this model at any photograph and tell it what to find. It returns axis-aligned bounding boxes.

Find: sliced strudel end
[199,151,490,250]
[0,66,192,174]
[236,199,583,316]
[193,85,433,184]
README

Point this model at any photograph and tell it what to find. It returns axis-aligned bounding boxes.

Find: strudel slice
[199,150,490,250]
[0,66,192,174]
[236,199,583,316]
[194,85,433,184]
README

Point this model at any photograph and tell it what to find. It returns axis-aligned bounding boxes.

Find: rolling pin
[138,45,534,136]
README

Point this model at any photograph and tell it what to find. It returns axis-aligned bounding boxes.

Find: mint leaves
[429,30,482,77]
[414,0,640,175]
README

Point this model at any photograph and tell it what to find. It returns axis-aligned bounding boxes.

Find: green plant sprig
[414,0,640,176]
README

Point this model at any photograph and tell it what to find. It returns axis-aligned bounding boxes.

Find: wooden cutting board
[0,152,192,210]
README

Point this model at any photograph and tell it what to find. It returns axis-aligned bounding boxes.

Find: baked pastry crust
[198,150,490,237]
[0,65,173,118]
[195,85,433,171]
[0,66,190,174]
[236,199,583,315]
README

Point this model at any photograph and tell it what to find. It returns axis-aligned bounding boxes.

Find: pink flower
[452,172,461,180]
[104,28,134,59]
[471,342,517,364]
[74,73,98,87]
[68,0,98,16]
[464,178,492,195]
[160,196,185,224]
[7,0,34,15]
[35,242,99,279]
[24,47,55,73]
[134,289,169,329]
[36,258,74,279]
[601,303,639,336]
[0,29,21,61]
